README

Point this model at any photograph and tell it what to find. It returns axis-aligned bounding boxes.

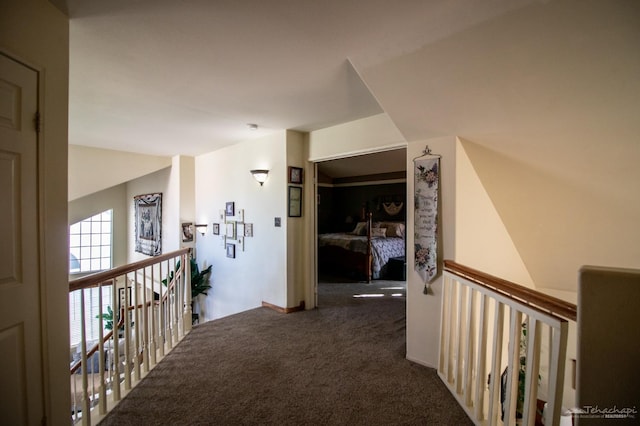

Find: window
[69,210,113,274]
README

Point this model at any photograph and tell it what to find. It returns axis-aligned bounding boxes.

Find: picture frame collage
[211,201,254,258]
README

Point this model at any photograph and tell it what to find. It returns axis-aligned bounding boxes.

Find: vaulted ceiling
[59,0,535,156]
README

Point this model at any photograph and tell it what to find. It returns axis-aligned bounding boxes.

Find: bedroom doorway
[314,148,408,308]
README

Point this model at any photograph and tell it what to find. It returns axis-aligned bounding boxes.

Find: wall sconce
[250,169,269,186]
[194,224,208,235]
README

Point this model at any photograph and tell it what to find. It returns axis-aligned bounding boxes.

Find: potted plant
[163,256,212,323]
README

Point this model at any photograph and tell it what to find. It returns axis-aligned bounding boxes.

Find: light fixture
[250,169,269,186]
[247,123,258,131]
[194,224,208,235]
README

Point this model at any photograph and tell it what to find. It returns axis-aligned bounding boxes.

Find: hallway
[100,280,471,425]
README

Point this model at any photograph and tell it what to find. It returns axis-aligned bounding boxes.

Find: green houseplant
[163,257,212,299]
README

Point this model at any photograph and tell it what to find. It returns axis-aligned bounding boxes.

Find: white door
[0,53,44,425]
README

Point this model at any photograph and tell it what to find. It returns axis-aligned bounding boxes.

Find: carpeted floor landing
[100,280,472,425]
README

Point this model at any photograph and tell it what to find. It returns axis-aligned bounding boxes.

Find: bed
[318,214,405,281]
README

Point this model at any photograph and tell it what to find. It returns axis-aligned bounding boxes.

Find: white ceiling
[60,0,533,157]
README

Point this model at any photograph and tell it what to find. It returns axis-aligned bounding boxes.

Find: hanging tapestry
[134,193,162,256]
[414,156,439,283]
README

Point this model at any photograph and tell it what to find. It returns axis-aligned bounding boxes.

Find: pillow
[382,222,405,238]
[351,222,368,236]
[371,228,387,238]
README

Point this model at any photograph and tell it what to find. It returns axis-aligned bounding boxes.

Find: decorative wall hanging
[288,186,302,217]
[382,201,404,216]
[216,204,253,256]
[134,193,162,256]
[288,166,303,184]
[413,146,440,294]
[181,222,194,242]
[226,243,236,258]
[225,202,235,217]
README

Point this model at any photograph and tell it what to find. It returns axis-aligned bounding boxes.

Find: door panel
[0,53,43,425]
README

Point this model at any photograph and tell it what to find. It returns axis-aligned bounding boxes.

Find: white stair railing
[439,261,577,426]
[69,248,192,425]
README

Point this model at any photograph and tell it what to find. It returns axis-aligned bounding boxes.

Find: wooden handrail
[444,260,577,321]
[69,248,190,292]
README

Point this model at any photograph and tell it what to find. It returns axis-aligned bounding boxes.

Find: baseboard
[405,354,437,370]
[261,300,305,314]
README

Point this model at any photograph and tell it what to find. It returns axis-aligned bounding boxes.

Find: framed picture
[245,223,253,237]
[288,166,303,184]
[212,223,220,235]
[226,243,236,259]
[225,221,236,239]
[134,193,162,256]
[288,186,302,217]
[225,201,235,217]
[181,222,194,242]
[236,223,245,238]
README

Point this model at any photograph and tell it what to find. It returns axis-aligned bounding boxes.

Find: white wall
[165,155,196,253]
[195,132,288,320]
[455,138,534,287]
[69,145,171,201]
[308,113,405,161]
[1,0,70,423]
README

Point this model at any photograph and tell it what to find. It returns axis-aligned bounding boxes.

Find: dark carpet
[100,279,472,425]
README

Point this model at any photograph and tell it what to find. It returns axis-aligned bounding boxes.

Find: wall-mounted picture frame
[181,222,194,242]
[236,223,245,238]
[212,223,220,235]
[226,221,236,239]
[288,166,303,184]
[134,193,162,256]
[288,186,302,217]
[225,201,235,217]
[245,223,253,237]
[226,243,236,258]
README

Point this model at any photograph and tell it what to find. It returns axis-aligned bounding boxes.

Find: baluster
[184,253,193,333]
[487,301,504,426]
[439,274,451,376]
[504,309,523,425]
[522,319,541,425]
[98,284,107,415]
[80,289,91,425]
[173,256,180,342]
[165,259,173,350]
[157,263,165,357]
[150,265,157,365]
[455,282,466,394]
[446,278,458,382]
[546,321,569,426]
[474,293,489,422]
[111,278,121,401]
[123,275,131,390]
[463,287,475,406]
[133,271,141,381]
[142,266,150,371]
